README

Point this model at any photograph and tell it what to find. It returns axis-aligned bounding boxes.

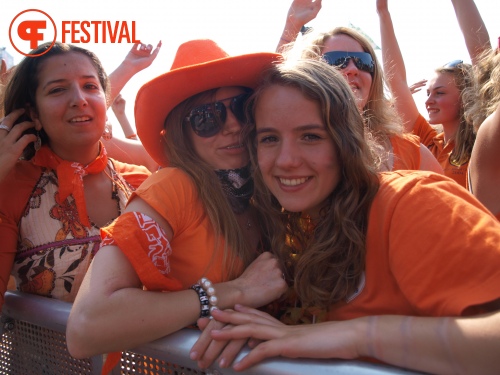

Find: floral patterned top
[0,157,150,309]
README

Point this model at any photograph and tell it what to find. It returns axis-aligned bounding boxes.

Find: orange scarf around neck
[32,141,108,228]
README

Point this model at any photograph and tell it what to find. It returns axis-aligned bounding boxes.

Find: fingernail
[189,351,197,360]
[233,361,242,370]
[219,358,227,368]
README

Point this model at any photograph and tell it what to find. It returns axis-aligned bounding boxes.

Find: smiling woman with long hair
[208,59,500,375]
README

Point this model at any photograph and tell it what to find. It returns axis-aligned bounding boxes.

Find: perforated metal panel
[0,319,97,375]
[1,292,423,375]
[117,352,205,375]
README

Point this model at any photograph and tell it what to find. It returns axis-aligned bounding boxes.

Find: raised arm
[276,0,322,52]
[107,41,161,104]
[469,102,500,218]
[111,94,137,140]
[376,0,420,132]
[450,0,491,65]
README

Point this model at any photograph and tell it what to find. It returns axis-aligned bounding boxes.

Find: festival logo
[9,9,139,57]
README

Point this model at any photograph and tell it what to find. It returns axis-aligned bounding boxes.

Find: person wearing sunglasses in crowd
[0,42,152,312]
[376,0,488,188]
[276,0,442,174]
[205,58,500,375]
[66,39,287,373]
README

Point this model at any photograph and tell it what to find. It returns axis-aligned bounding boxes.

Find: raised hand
[286,0,322,28]
[408,79,427,95]
[122,41,162,73]
[111,93,126,115]
[0,109,37,182]
[277,0,322,51]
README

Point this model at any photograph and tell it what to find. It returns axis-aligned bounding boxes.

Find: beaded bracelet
[191,277,218,319]
[190,284,210,318]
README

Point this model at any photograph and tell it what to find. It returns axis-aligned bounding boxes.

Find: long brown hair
[246,60,380,308]
[163,88,255,280]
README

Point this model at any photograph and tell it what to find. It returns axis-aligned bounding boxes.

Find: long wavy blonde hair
[464,48,500,131]
[435,63,475,166]
[246,60,380,308]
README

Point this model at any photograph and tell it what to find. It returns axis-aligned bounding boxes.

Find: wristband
[190,284,211,318]
[196,277,218,318]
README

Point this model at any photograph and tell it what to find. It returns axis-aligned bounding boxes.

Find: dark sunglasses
[322,51,375,74]
[185,91,251,138]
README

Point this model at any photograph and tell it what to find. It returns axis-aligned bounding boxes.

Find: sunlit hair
[464,48,500,131]
[245,59,380,308]
[3,41,110,160]
[299,26,402,142]
[163,88,255,280]
[435,63,475,166]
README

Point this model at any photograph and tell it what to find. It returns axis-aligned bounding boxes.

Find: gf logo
[9,9,57,57]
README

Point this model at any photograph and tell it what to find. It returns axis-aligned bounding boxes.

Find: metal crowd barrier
[0,291,422,375]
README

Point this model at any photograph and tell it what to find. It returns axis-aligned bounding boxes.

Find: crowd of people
[1,0,499,374]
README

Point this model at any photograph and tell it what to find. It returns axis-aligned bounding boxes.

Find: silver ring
[0,124,10,132]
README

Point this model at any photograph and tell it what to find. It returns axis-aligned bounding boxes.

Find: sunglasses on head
[442,59,463,69]
[185,91,252,138]
[322,51,375,74]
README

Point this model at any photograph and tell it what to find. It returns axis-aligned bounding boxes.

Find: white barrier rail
[0,291,423,375]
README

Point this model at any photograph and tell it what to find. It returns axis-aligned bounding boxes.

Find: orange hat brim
[135,52,282,167]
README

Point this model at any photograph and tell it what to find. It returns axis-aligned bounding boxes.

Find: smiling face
[322,34,373,110]
[425,71,461,127]
[189,86,250,170]
[32,51,107,163]
[255,84,341,218]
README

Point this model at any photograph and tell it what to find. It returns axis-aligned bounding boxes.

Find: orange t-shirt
[100,167,241,291]
[413,114,468,187]
[327,171,500,321]
[390,133,421,171]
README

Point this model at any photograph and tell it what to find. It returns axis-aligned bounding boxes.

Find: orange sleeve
[412,113,438,147]
[104,168,229,289]
[384,172,500,316]
[391,134,421,171]
[100,212,182,291]
[111,158,151,190]
[0,162,42,310]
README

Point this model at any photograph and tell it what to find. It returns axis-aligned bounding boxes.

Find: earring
[102,121,113,141]
[34,131,42,152]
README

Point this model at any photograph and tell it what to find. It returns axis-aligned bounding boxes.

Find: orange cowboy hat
[134,39,282,167]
